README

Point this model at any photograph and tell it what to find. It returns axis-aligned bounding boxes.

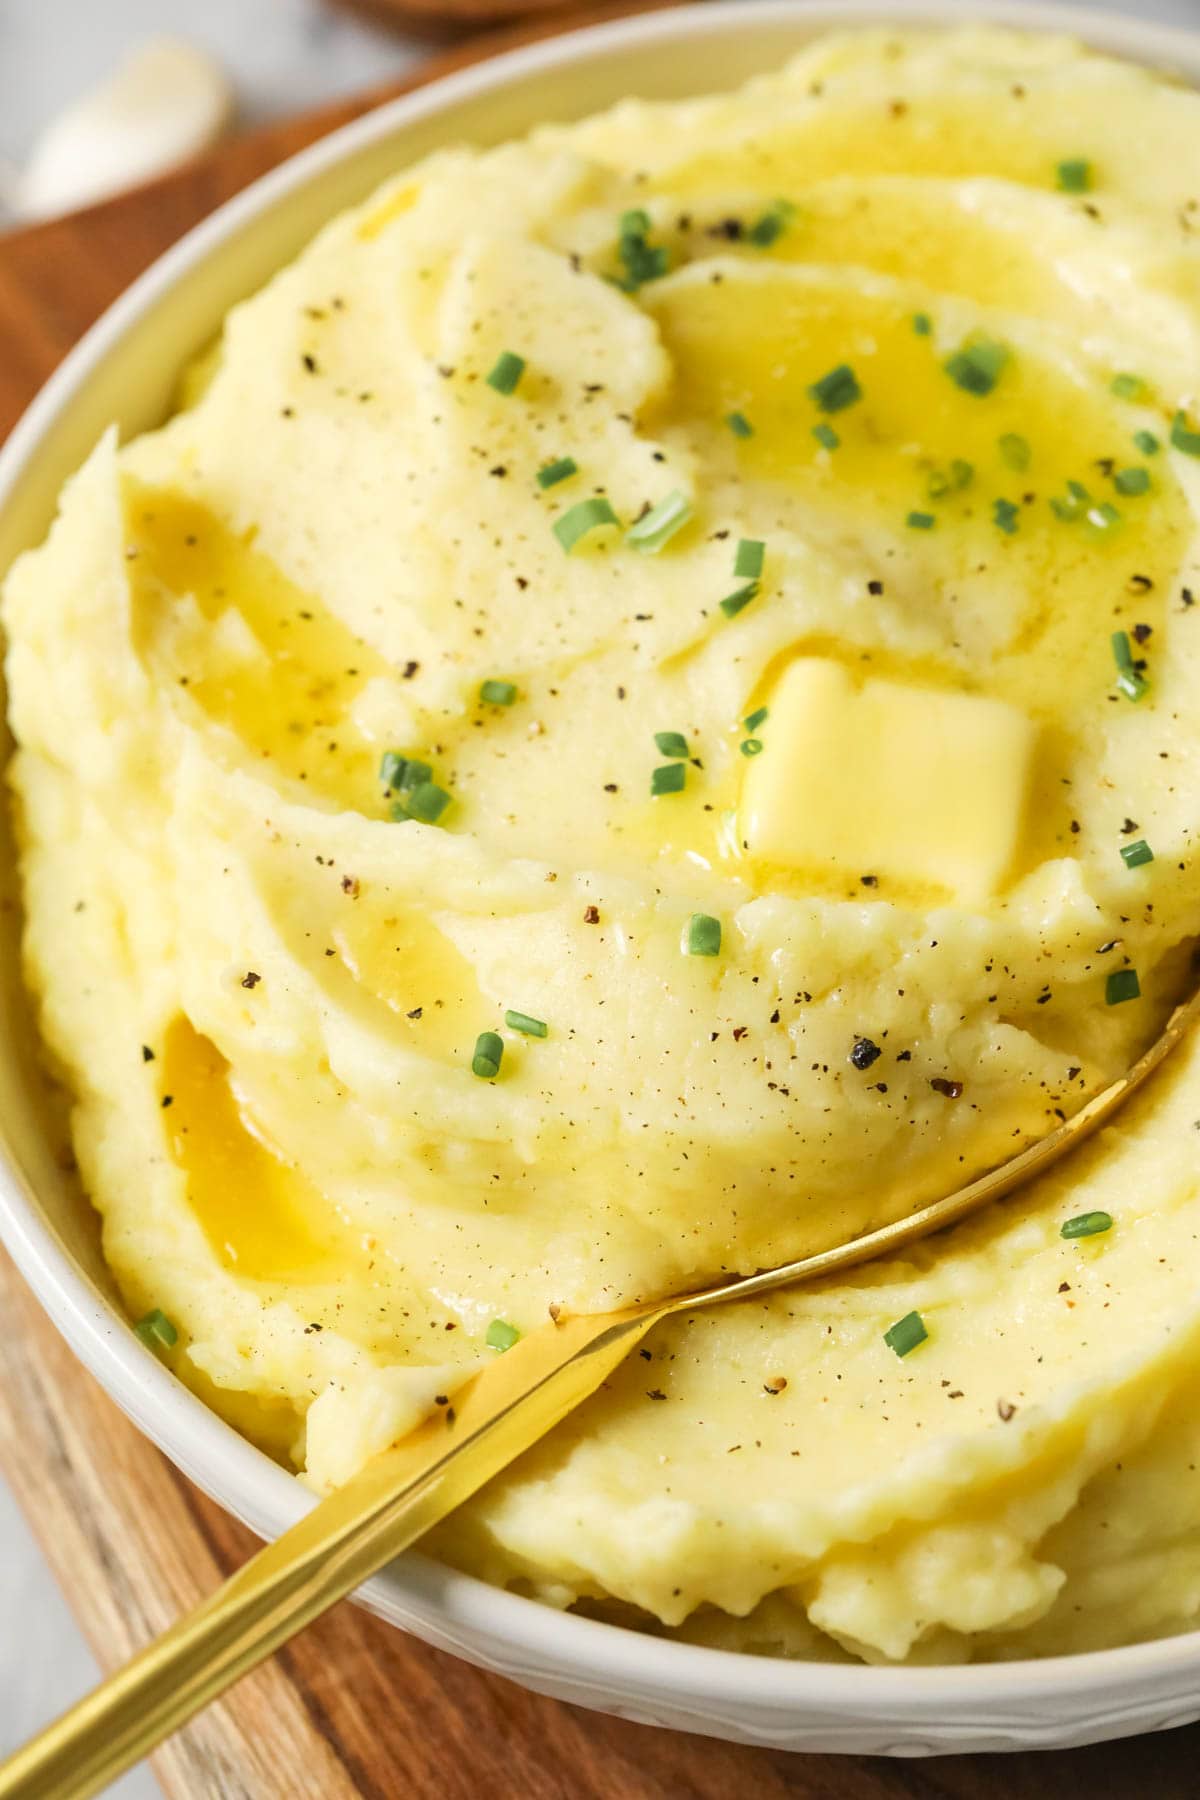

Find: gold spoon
[2,984,1196,1800]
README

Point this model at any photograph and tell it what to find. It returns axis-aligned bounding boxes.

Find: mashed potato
[7,25,1200,1662]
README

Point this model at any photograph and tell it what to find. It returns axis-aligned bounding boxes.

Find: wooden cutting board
[2,9,1200,1795]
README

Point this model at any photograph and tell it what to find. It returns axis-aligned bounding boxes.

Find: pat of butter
[740,659,1036,902]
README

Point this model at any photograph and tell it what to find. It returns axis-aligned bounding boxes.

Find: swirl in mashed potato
[8,26,1200,1662]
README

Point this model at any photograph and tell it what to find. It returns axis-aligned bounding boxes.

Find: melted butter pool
[162,1017,366,1284]
[123,482,387,809]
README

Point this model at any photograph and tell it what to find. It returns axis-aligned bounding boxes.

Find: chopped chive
[744,705,769,732]
[747,197,796,247]
[912,311,933,336]
[537,456,578,489]
[997,432,1031,471]
[651,762,686,796]
[726,410,754,438]
[719,580,760,617]
[471,1031,504,1078]
[135,1309,178,1351]
[654,730,689,758]
[1105,968,1141,1005]
[1056,158,1092,193]
[812,422,840,450]
[627,489,693,553]
[381,752,432,795]
[1060,1210,1113,1239]
[1087,501,1122,532]
[479,679,517,706]
[734,538,765,579]
[993,497,1020,535]
[1120,838,1154,869]
[486,1317,521,1351]
[1116,669,1149,702]
[684,912,721,957]
[883,1310,927,1358]
[906,510,936,530]
[1051,479,1091,522]
[944,338,1008,397]
[389,800,413,824]
[485,351,525,395]
[617,211,670,289]
[380,749,408,790]
[1111,629,1134,671]
[926,459,974,500]
[951,458,975,489]
[505,1009,548,1037]
[1171,411,1200,457]
[1110,372,1145,400]
[404,781,452,824]
[553,496,620,552]
[1133,429,1160,456]
[740,737,764,756]
[1113,466,1150,496]
[808,363,862,413]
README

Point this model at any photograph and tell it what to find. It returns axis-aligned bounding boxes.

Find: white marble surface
[1,0,1199,1793]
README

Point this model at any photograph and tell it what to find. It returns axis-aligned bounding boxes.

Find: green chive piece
[1056,158,1092,193]
[748,197,796,247]
[1111,629,1134,672]
[471,1031,504,1079]
[906,511,936,530]
[719,580,760,618]
[1133,429,1160,456]
[950,458,975,489]
[651,762,686,796]
[617,211,670,289]
[486,1318,521,1351]
[1110,372,1145,400]
[1105,968,1141,1005]
[1116,669,1150,702]
[734,538,765,579]
[912,311,933,336]
[744,705,769,733]
[740,738,764,756]
[809,363,862,413]
[884,1310,927,1358]
[505,1009,548,1038]
[553,496,620,552]
[1051,479,1091,522]
[627,489,693,553]
[1087,500,1122,532]
[1171,411,1200,457]
[654,730,689,758]
[998,432,1031,471]
[1060,1210,1113,1239]
[726,410,754,438]
[1113,466,1150,496]
[944,338,1008,397]
[1120,838,1154,869]
[993,497,1020,535]
[380,750,408,791]
[404,781,452,824]
[684,912,721,957]
[485,351,525,395]
[479,679,517,706]
[389,800,413,824]
[537,456,578,489]
[812,422,840,450]
[381,752,431,798]
[135,1309,178,1351]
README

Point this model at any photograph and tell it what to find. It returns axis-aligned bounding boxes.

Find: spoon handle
[0,1303,658,1800]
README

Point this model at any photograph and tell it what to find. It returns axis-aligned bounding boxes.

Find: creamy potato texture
[7,26,1200,1662]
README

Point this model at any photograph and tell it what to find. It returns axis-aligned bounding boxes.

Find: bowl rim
[3,0,1200,1720]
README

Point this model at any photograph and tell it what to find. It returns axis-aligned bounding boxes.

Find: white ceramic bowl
[4,0,1200,1757]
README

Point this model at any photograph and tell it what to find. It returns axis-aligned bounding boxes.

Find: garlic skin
[15,39,234,221]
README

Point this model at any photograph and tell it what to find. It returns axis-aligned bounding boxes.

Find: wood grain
[2,10,1200,1796]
